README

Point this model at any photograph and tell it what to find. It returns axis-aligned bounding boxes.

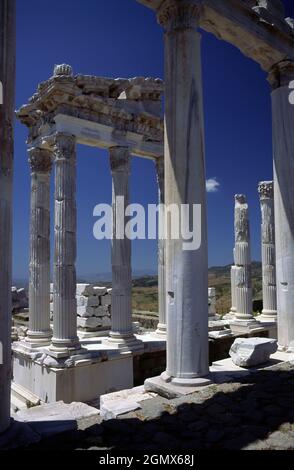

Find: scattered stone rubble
[229,337,278,367]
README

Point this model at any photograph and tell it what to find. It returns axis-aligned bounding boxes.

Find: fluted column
[268,61,294,350]
[258,181,277,320]
[0,0,15,433]
[50,133,80,353]
[234,195,254,320]
[229,265,237,316]
[158,0,210,386]
[108,146,141,350]
[26,148,52,346]
[154,156,166,337]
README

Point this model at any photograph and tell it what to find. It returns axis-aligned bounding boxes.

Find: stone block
[93,286,107,296]
[229,337,278,367]
[77,306,98,318]
[76,295,87,307]
[77,317,102,329]
[87,296,100,307]
[101,316,111,328]
[93,306,109,317]
[76,284,94,296]
[101,294,111,306]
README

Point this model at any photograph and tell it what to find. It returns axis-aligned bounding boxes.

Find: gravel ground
[18,362,294,451]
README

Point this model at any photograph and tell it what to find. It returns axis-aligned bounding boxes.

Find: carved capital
[258,181,274,200]
[109,146,130,173]
[53,133,76,162]
[28,147,53,173]
[268,60,294,89]
[235,194,246,205]
[157,0,201,32]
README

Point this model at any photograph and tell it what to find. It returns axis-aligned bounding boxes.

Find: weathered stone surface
[229,338,278,367]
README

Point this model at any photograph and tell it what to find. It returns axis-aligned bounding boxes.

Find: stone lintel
[136,0,294,71]
[28,114,163,159]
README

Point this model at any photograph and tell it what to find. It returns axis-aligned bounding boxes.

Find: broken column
[258,181,277,320]
[26,148,52,346]
[269,61,294,351]
[107,146,141,351]
[50,133,80,354]
[154,156,166,337]
[0,0,15,433]
[230,195,260,332]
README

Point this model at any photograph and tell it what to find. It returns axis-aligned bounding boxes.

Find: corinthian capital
[268,60,294,90]
[53,133,76,161]
[109,146,130,173]
[28,147,53,173]
[157,0,201,32]
[258,181,274,200]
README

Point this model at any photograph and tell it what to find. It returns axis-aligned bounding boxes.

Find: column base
[49,337,81,357]
[144,372,212,399]
[103,334,144,353]
[153,323,167,338]
[222,312,236,320]
[25,330,52,348]
[258,311,277,322]
[229,318,263,334]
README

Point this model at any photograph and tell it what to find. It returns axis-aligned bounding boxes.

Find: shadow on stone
[4,367,294,451]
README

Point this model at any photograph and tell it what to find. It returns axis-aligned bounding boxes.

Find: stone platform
[5,351,294,451]
[11,333,166,407]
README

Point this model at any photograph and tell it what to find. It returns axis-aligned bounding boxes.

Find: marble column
[268,61,294,350]
[154,156,166,337]
[158,0,210,386]
[50,133,80,354]
[234,195,254,321]
[258,181,277,320]
[108,146,141,350]
[229,261,237,316]
[26,148,52,346]
[0,0,15,433]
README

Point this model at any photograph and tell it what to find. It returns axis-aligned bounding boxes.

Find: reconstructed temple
[1,0,294,432]
[11,65,165,403]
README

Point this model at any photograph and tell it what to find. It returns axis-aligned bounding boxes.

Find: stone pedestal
[156,0,210,388]
[106,147,142,352]
[50,133,80,354]
[154,156,166,337]
[26,148,52,347]
[258,181,277,320]
[0,0,15,434]
[269,61,294,351]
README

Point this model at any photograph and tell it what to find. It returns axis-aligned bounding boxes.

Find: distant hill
[132,262,263,315]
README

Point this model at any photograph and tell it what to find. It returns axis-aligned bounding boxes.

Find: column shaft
[159,0,209,385]
[109,147,134,343]
[258,181,277,319]
[269,61,294,349]
[27,148,52,345]
[155,156,166,336]
[51,133,79,352]
[234,195,253,320]
[230,265,237,315]
[0,0,15,433]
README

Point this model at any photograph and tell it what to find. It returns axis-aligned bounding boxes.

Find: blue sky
[13,0,294,280]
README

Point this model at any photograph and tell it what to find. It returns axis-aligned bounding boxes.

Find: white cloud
[206,177,220,193]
